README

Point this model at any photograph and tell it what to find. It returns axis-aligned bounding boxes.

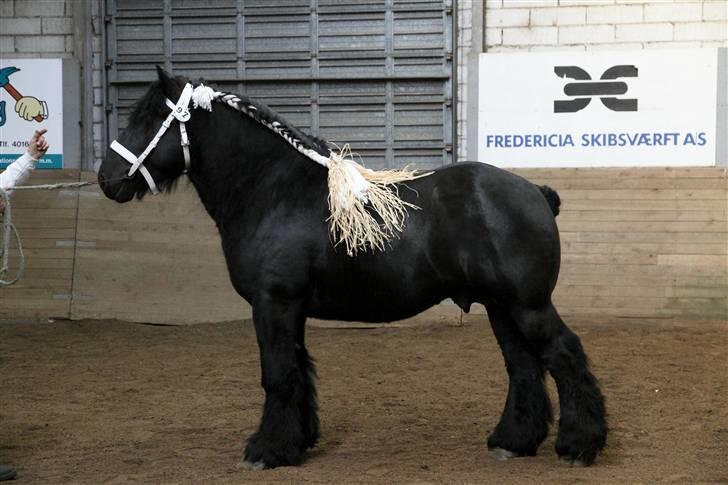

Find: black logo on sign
[554,65,638,113]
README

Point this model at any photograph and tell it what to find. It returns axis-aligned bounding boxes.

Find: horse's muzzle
[98,170,135,203]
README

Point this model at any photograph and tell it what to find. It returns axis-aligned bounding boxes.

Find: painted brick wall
[88,0,104,171]
[485,0,728,51]
[457,0,474,161]
[0,0,74,58]
[0,0,104,171]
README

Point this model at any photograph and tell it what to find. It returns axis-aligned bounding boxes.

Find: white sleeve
[0,152,37,193]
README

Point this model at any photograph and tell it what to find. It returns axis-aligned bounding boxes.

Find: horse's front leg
[243,291,318,470]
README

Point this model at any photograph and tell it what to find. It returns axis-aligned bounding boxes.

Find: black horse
[98,68,606,469]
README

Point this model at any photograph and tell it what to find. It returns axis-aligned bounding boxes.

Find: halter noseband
[109,82,194,195]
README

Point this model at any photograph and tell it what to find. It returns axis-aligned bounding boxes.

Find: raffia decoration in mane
[191,83,431,256]
[325,144,429,256]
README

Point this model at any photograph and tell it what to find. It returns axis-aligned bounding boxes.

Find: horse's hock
[0,166,725,324]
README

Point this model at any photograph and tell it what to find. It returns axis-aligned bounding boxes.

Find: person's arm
[0,129,49,193]
[0,152,37,192]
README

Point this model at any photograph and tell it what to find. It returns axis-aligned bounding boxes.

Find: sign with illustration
[478,48,719,167]
[0,58,63,169]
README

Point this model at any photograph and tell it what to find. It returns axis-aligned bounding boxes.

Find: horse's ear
[155,65,179,98]
[155,64,169,81]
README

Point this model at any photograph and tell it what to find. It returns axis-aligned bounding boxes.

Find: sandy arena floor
[1,315,726,484]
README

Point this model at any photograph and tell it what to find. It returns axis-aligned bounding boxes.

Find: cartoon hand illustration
[15,96,48,122]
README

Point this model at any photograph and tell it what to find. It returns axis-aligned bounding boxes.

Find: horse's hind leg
[243,291,318,469]
[296,324,320,450]
[486,304,553,459]
[512,302,607,465]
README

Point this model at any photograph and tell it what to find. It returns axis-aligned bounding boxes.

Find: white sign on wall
[0,58,63,169]
[478,48,719,167]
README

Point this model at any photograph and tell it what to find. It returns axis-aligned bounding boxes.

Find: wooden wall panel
[512,167,728,320]
[0,170,80,321]
[1,167,726,323]
[70,172,252,324]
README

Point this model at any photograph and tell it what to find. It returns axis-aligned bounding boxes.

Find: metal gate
[104,0,454,169]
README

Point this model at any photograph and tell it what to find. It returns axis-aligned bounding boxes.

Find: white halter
[109,83,194,195]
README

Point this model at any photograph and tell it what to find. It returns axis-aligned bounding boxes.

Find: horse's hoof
[240,459,267,471]
[559,456,588,467]
[490,447,518,461]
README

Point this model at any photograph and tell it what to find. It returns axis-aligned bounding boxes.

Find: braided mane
[191,84,333,166]
[224,95,332,159]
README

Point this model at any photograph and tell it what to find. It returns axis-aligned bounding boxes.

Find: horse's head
[98,67,192,202]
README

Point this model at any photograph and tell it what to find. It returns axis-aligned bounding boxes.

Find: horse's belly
[307,298,442,323]
[307,275,445,323]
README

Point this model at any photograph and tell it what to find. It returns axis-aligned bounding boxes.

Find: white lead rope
[12,181,95,190]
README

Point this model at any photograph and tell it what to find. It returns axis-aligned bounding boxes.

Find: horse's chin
[100,179,137,203]
[113,188,137,203]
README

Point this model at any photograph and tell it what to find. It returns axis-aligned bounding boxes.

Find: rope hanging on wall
[0,182,90,286]
[0,188,25,286]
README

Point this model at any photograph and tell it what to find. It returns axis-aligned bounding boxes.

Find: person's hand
[15,96,46,121]
[27,129,49,160]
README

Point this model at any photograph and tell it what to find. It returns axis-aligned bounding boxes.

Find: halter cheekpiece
[110,83,195,194]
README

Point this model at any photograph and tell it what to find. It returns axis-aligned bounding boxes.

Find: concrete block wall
[0,0,75,58]
[485,0,728,51]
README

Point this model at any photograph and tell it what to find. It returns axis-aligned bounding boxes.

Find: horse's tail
[539,185,561,217]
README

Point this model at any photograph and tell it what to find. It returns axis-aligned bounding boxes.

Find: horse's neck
[188,110,325,225]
